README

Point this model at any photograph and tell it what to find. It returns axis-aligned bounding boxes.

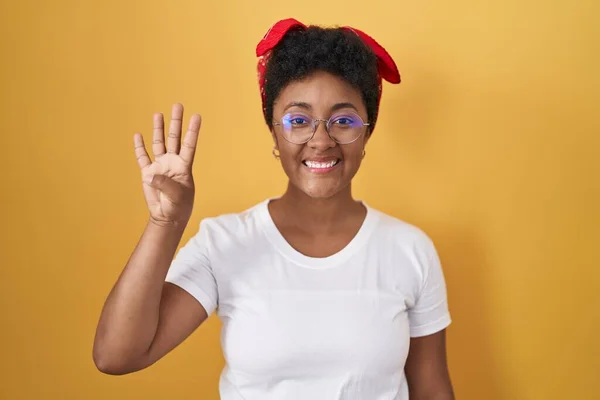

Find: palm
[141,154,192,220]
[133,103,201,224]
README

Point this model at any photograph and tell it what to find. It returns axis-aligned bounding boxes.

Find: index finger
[179,113,202,165]
[133,133,151,169]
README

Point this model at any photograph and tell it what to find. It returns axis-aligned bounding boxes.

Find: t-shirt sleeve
[408,236,452,338]
[165,219,218,316]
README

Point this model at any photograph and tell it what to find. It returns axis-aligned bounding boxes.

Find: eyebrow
[282,101,359,113]
[330,102,359,113]
[283,102,312,112]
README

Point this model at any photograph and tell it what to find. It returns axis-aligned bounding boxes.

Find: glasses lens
[328,113,365,144]
[281,113,314,144]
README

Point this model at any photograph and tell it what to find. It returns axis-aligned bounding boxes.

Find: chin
[297,180,348,199]
[302,188,338,199]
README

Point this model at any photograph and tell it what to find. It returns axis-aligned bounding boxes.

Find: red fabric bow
[256,18,401,117]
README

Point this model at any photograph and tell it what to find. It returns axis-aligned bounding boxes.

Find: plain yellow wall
[1,0,598,399]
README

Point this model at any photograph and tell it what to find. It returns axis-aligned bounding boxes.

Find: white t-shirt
[166,199,451,400]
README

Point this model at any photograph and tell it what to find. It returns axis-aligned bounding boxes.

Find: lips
[301,157,342,173]
[303,159,340,169]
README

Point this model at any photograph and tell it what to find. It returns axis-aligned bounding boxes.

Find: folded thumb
[148,175,183,201]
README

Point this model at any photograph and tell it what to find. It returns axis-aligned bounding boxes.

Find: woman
[93,18,454,400]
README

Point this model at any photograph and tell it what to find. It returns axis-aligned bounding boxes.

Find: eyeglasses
[273,112,370,145]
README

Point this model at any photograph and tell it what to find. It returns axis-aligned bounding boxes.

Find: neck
[272,182,363,232]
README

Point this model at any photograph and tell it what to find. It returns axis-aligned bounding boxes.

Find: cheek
[280,156,298,174]
[342,145,366,167]
[279,145,303,169]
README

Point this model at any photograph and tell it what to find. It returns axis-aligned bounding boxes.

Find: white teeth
[304,160,338,169]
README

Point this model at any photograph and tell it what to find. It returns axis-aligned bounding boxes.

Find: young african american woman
[93,18,455,400]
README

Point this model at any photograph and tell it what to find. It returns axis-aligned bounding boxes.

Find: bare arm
[405,330,455,400]
[93,104,208,375]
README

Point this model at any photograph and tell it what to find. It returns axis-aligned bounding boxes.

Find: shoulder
[367,206,441,279]
[195,199,268,241]
[369,206,436,252]
[367,207,447,304]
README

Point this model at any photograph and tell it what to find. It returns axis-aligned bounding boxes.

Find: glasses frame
[273,112,370,145]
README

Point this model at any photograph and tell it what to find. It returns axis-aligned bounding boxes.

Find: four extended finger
[179,114,202,165]
[167,103,184,154]
[133,133,151,169]
[152,112,166,158]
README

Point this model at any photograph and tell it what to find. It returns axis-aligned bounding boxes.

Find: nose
[307,119,336,150]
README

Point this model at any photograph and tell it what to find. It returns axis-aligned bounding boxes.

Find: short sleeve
[165,219,218,316]
[408,237,452,337]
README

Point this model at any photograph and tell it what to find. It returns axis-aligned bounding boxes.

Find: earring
[272,147,280,160]
[362,149,366,159]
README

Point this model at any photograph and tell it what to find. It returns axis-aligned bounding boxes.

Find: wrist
[147,217,189,232]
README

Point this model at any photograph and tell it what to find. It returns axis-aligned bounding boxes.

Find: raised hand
[133,103,201,226]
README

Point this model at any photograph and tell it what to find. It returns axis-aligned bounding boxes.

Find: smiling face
[271,71,370,199]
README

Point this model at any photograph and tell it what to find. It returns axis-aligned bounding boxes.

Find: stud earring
[272,147,280,160]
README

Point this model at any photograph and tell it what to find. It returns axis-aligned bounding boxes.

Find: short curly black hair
[263,26,381,134]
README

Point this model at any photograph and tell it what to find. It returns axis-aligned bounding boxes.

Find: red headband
[256,18,401,119]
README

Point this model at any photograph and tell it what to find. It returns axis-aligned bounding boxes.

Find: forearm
[408,382,455,400]
[93,219,187,367]
[413,395,454,400]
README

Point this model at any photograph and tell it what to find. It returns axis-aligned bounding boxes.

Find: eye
[290,117,309,125]
[282,114,311,128]
[332,116,355,126]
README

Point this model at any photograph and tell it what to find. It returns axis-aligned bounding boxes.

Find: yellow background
[1,0,598,399]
